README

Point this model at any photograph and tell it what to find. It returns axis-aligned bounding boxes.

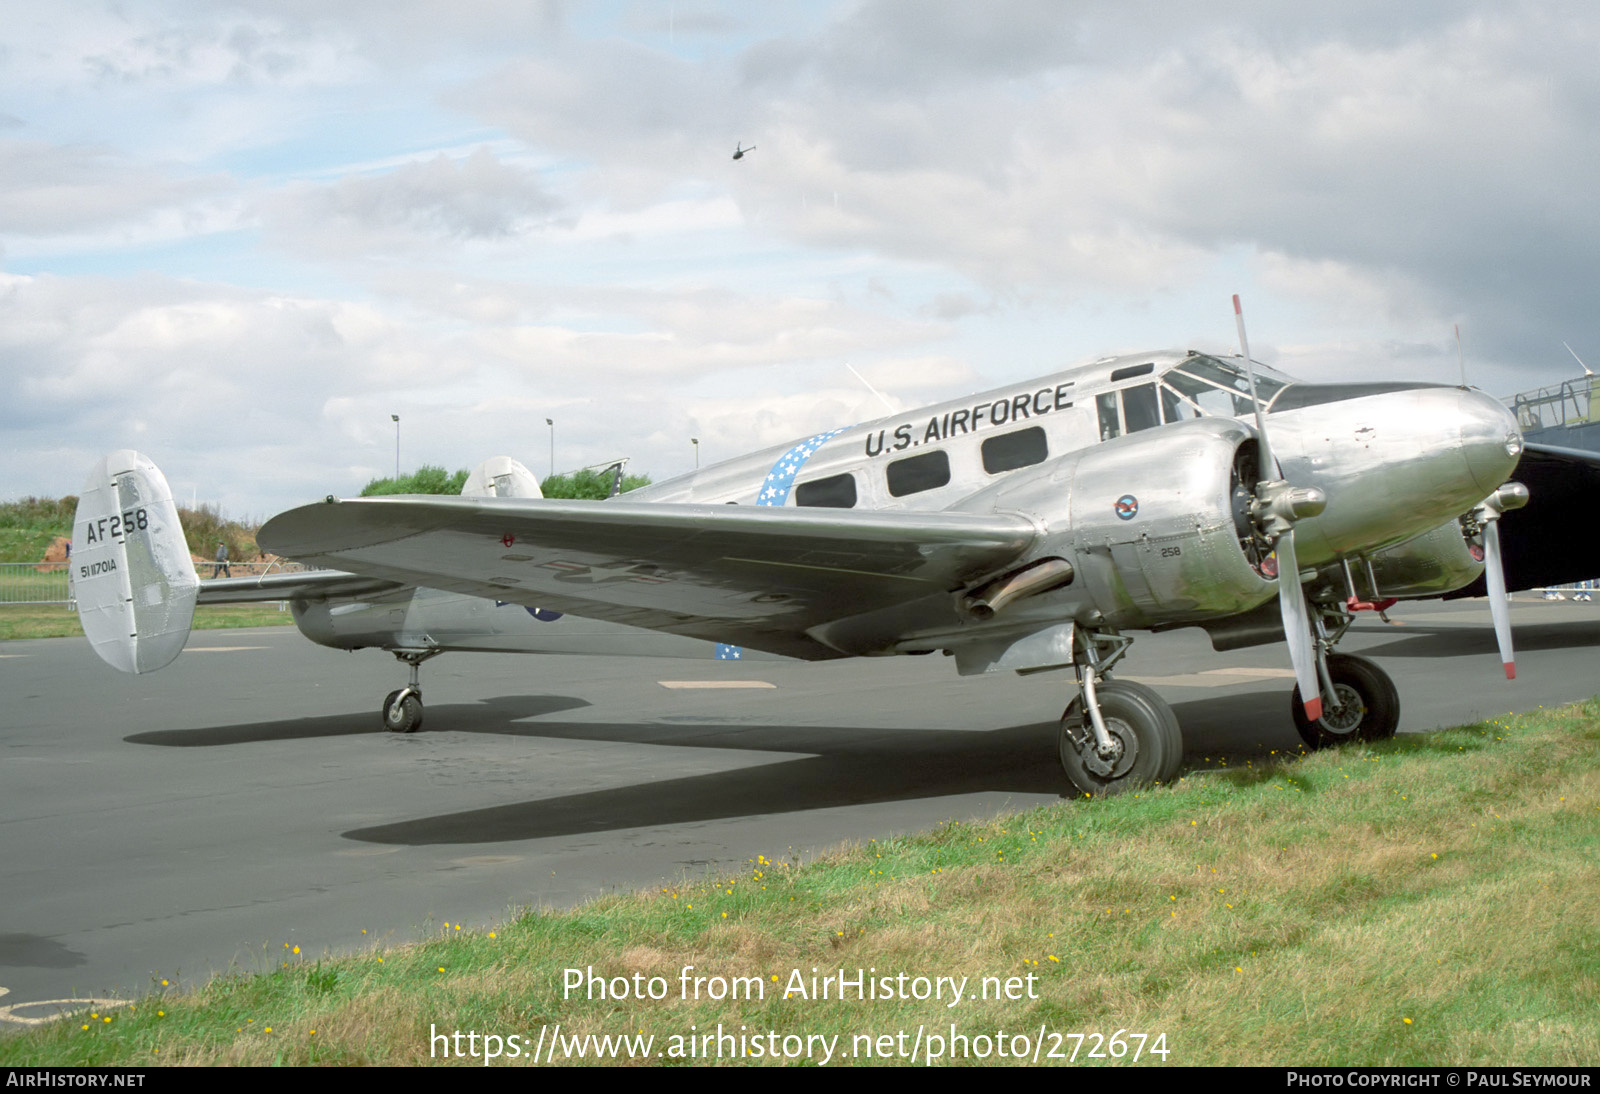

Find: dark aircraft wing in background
[1446,442,1600,597]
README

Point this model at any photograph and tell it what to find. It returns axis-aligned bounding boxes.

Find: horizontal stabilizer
[73,451,198,673]
[197,569,405,604]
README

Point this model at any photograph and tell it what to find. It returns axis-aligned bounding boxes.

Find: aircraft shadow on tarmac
[0,934,88,970]
[123,695,594,746]
[123,692,1310,845]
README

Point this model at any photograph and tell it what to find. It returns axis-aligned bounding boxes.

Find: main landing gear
[382,649,441,733]
[1058,628,1183,797]
[1056,610,1404,795]
[1289,607,1400,750]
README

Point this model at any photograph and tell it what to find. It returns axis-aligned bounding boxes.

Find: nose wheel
[382,649,440,733]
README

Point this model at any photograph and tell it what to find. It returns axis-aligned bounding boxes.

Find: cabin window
[794,473,857,508]
[981,426,1049,474]
[886,450,951,497]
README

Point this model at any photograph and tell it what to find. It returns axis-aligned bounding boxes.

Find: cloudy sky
[4,1,1597,519]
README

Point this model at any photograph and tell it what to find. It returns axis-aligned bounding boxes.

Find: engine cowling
[951,417,1277,629]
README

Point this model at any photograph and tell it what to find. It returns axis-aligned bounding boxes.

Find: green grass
[0,602,298,641]
[3,699,1597,1066]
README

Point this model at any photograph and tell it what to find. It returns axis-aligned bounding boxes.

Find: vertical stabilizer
[73,451,198,673]
[462,456,543,498]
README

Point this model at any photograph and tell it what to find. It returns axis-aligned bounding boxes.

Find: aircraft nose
[1457,387,1524,496]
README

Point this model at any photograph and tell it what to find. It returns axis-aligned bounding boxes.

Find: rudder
[73,451,198,673]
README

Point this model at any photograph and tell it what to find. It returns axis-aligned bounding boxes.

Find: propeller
[1234,295,1328,721]
[1470,482,1529,680]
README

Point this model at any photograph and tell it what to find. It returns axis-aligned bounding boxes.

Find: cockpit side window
[1163,369,1246,417]
[1160,383,1197,424]
[1122,383,1162,433]
[1096,392,1121,441]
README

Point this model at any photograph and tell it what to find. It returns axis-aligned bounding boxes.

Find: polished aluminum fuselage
[294,350,1522,666]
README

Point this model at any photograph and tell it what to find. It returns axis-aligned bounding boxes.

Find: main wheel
[382,689,423,733]
[1291,653,1399,749]
[1059,680,1183,796]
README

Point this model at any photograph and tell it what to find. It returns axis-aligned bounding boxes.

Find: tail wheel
[382,689,423,733]
[1059,680,1183,796]
[1291,653,1399,749]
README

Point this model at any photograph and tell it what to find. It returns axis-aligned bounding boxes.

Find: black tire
[1059,680,1183,796]
[1291,653,1399,749]
[382,690,423,733]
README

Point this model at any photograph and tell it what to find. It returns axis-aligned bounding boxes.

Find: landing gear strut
[1289,607,1400,749]
[382,649,441,733]
[1058,628,1183,796]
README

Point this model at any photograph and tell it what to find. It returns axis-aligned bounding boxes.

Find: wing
[1446,441,1600,596]
[197,569,406,604]
[258,497,1040,659]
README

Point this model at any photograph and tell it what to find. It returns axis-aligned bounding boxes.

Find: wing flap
[258,496,1039,657]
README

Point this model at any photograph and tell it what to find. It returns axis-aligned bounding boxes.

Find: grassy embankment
[3,700,1596,1067]
[0,496,293,639]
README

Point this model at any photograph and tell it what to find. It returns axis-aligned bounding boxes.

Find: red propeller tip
[1304,697,1323,722]
[1504,662,1516,680]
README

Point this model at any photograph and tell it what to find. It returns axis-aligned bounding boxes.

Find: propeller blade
[1483,519,1515,679]
[1275,529,1322,722]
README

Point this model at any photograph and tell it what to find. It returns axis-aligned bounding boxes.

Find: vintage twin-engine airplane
[73,308,1537,794]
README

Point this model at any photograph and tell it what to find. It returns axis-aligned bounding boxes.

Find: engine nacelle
[952,417,1276,629]
[1353,520,1485,601]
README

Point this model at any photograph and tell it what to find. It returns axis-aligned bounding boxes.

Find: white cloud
[6,1,1600,516]
[262,146,567,257]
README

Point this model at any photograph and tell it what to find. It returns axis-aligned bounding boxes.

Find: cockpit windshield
[1161,355,1290,419]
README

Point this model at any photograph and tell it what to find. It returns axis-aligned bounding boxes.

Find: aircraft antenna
[1564,341,1594,377]
[847,363,898,415]
[1457,324,1468,387]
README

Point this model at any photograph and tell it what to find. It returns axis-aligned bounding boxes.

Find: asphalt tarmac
[3,596,1598,1026]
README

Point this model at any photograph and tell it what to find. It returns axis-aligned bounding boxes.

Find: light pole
[545,418,554,480]
[691,437,699,469]
[391,414,400,479]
